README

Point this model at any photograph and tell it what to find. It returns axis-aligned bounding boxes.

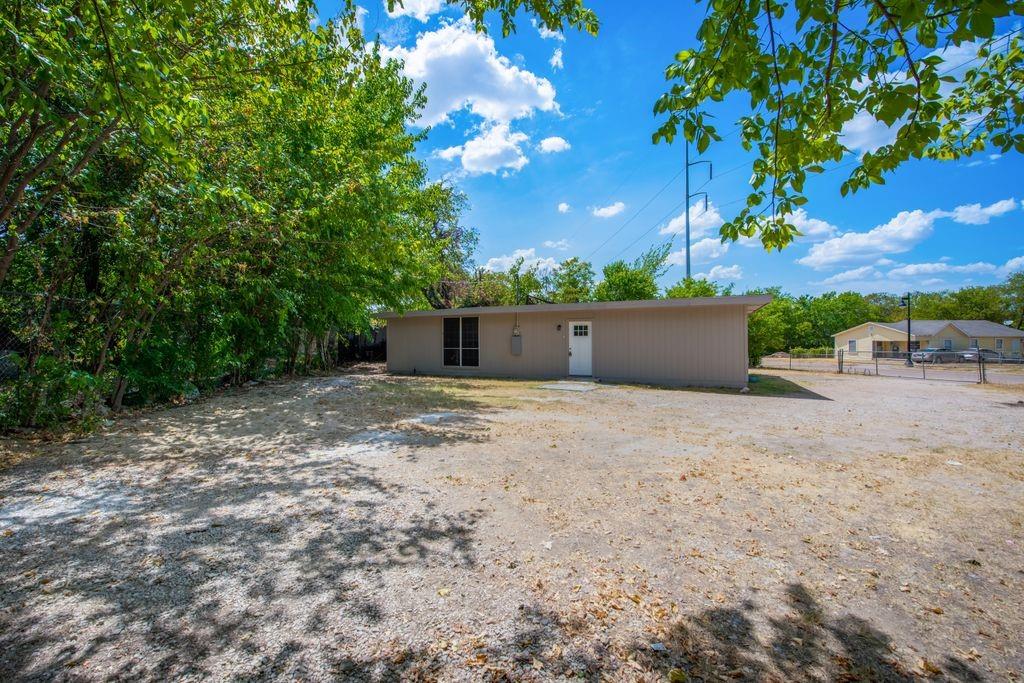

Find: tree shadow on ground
[628,583,986,682]
[0,373,495,680]
[225,581,990,682]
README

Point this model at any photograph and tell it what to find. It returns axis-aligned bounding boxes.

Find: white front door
[568,320,592,376]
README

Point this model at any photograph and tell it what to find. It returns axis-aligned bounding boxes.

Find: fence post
[980,356,986,383]
[875,355,879,376]
[789,350,792,371]
[837,349,843,374]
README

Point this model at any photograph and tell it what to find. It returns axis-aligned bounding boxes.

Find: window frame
[995,338,1004,350]
[848,340,857,353]
[442,316,480,368]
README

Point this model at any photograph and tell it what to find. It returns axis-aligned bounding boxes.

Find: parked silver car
[910,347,959,363]
[958,348,1004,362]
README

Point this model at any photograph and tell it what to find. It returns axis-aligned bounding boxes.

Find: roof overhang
[379,295,773,320]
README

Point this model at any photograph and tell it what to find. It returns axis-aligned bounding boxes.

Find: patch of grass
[746,374,805,396]
[610,373,822,399]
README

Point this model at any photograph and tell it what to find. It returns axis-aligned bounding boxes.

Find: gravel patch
[1,369,1022,681]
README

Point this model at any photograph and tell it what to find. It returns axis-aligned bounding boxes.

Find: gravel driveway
[1,370,1022,681]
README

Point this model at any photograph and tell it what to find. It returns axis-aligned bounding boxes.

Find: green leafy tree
[865,292,904,322]
[0,6,463,425]
[458,258,547,307]
[652,0,1024,249]
[943,285,1011,321]
[0,0,320,284]
[1003,271,1024,328]
[549,257,595,303]
[392,0,600,36]
[802,291,876,347]
[421,187,479,309]
[665,277,734,298]
[506,258,548,305]
[745,287,799,365]
[593,245,669,302]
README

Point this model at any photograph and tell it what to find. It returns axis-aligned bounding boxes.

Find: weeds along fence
[759,350,1024,385]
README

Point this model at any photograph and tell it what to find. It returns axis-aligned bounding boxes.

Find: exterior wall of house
[386,304,751,387]
[928,324,970,351]
[968,336,1022,356]
[831,323,1024,358]
[833,324,907,358]
[589,306,748,386]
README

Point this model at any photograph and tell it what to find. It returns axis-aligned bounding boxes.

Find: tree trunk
[302,331,315,374]
[0,118,118,286]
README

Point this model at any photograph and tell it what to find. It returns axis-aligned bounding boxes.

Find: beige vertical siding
[387,304,751,387]
[590,306,748,386]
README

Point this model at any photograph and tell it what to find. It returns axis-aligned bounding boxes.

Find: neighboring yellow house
[832,320,1024,358]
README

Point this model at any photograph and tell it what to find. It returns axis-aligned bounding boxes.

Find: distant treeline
[431,246,1024,365]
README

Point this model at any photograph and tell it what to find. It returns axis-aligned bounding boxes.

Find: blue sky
[317,0,1024,295]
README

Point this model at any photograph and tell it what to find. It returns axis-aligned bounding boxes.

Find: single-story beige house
[833,320,1024,358]
[382,295,772,388]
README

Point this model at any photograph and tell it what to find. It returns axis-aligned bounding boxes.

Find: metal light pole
[683,140,712,280]
[901,292,913,366]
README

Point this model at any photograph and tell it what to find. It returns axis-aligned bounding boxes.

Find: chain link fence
[759,350,1024,385]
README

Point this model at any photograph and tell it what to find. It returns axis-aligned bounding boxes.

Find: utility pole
[901,292,913,366]
[683,140,712,279]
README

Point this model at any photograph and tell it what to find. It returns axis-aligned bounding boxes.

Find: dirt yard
[1,369,1022,681]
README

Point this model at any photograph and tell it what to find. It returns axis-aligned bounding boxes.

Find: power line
[558,164,647,246]
[607,157,863,268]
[937,27,1022,77]
[599,158,749,262]
[609,195,749,263]
[581,168,685,260]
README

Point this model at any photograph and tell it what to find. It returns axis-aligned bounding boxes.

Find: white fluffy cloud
[538,136,570,153]
[543,239,570,250]
[840,111,898,155]
[592,201,625,218]
[385,0,444,21]
[382,18,557,127]
[483,248,558,273]
[549,47,563,70]
[788,208,838,240]
[666,238,729,266]
[439,123,529,175]
[886,258,1024,279]
[532,18,565,41]
[945,198,1017,225]
[695,265,744,281]
[797,209,937,270]
[810,254,1024,291]
[557,202,571,213]
[798,197,1018,270]
[887,261,997,278]
[1002,255,1024,274]
[818,266,882,285]
[691,238,729,263]
[660,201,725,239]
